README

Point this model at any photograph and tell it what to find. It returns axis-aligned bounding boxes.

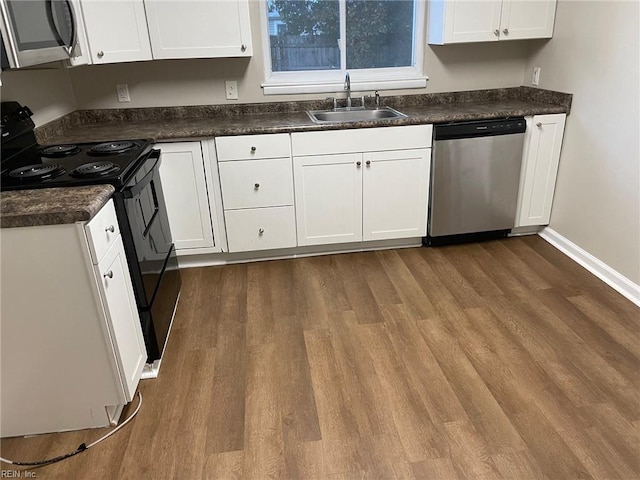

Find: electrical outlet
[116,83,130,103]
[532,67,541,86]
[225,80,238,100]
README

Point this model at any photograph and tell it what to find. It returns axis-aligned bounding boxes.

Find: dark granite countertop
[36,86,572,144]
[0,185,115,228]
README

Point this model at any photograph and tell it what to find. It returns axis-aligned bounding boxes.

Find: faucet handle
[325,96,338,110]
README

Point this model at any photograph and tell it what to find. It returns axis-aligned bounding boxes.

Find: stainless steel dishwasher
[426,117,526,246]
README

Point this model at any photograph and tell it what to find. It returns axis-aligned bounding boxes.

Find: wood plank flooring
[2,235,639,479]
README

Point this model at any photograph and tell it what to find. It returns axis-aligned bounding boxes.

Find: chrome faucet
[344,72,351,109]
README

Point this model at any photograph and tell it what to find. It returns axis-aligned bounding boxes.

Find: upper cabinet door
[499,0,556,40]
[81,0,152,64]
[144,0,252,59]
[429,0,502,44]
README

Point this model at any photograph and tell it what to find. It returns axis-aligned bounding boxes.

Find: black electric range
[1,101,181,366]
[1,137,155,191]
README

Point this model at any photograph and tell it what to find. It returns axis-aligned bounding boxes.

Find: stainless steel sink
[307,107,407,124]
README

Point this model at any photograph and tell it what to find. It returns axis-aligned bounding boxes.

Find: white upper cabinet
[429,0,556,44]
[144,0,252,59]
[80,0,152,64]
[499,0,557,40]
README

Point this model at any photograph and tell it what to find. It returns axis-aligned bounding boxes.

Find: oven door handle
[123,149,161,199]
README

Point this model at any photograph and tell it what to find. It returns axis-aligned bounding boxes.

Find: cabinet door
[438,0,502,44]
[499,0,556,40]
[294,154,363,246]
[158,142,214,250]
[516,114,566,227]
[81,0,152,64]
[97,236,146,401]
[363,149,431,241]
[144,0,252,59]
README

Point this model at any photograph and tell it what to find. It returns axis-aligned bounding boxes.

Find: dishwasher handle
[434,117,526,141]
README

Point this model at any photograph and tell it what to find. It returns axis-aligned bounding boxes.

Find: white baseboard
[539,227,640,307]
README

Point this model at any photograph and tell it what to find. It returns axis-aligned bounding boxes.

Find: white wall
[68,0,529,109]
[525,0,640,284]
[0,68,76,126]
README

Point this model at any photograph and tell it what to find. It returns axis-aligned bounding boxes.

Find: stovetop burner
[71,161,121,178]
[41,144,80,158]
[8,164,66,180]
[89,141,135,156]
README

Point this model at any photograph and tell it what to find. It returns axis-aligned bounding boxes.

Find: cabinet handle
[503,28,509,35]
[97,50,104,58]
[254,183,260,189]
[366,160,371,166]
[241,44,247,52]
[494,29,499,36]
[258,228,265,235]
[103,270,113,279]
[251,146,256,152]
[536,122,543,128]
[105,225,115,233]
[356,161,361,167]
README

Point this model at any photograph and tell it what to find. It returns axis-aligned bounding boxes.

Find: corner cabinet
[144,0,252,59]
[428,0,557,44]
[516,113,566,227]
[0,200,146,437]
[292,125,432,247]
[80,0,152,64]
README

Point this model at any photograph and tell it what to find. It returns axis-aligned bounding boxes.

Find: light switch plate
[225,80,239,100]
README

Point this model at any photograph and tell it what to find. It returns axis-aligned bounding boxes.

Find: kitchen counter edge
[0,185,115,228]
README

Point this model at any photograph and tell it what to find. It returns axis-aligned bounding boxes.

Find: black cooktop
[1,139,154,191]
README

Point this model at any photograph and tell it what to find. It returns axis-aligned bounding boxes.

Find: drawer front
[216,133,291,161]
[225,206,297,252]
[219,158,294,209]
[85,200,120,264]
[291,125,433,156]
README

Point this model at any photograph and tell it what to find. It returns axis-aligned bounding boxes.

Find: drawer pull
[258,228,265,235]
[251,146,257,152]
[105,225,115,233]
[254,183,260,190]
[103,270,113,279]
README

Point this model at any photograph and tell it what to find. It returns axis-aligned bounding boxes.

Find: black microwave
[0,0,77,69]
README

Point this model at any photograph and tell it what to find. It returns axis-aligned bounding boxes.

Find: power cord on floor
[0,391,143,467]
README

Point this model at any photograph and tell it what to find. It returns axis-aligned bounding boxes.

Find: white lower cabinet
[292,126,432,247]
[157,142,215,250]
[215,134,297,253]
[516,113,567,227]
[294,153,363,245]
[0,200,145,437]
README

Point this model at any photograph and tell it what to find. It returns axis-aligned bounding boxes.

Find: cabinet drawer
[85,200,120,264]
[225,206,297,252]
[216,133,291,161]
[219,158,294,209]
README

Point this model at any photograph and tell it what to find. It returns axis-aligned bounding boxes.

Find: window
[262,0,427,95]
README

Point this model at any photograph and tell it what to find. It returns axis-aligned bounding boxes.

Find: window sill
[262,76,429,96]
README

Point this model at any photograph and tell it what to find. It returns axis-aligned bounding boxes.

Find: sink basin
[307,107,407,124]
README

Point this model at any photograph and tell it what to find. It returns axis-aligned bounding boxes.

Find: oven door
[120,150,177,309]
[0,0,77,68]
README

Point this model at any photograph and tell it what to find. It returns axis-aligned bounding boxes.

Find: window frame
[260,0,428,95]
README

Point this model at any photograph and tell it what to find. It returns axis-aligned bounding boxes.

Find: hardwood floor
[2,235,639,479]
